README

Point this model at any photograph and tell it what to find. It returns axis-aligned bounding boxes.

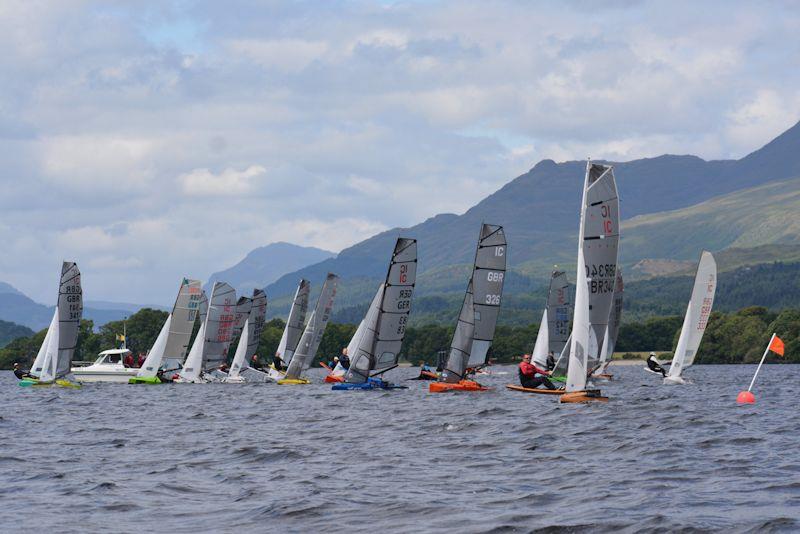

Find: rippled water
[1,364,799,533]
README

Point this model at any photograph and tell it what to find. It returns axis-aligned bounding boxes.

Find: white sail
[138,315,171,378]
[228,317,250,380]
[140,278,202,378]
[30,310,57,377]
[566,162,619,392]
[667,252,717,380]
[566,248,591,392]
[598,270,624,367]
[345,238,416,383]
[276,279,310,365]
[37,313,60,382]
[531,308,549,368]
[179,321,206,381]
[285,274,339,380]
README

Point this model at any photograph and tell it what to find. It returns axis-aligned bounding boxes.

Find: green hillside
[621,177,800,262]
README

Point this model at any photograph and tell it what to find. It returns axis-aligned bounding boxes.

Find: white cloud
[179,165,266,196]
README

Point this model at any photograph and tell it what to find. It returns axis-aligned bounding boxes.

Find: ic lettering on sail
[494,246,504,257]
[600,204,614,235]
[399,264,408,283]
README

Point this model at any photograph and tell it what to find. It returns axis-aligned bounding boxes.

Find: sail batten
[345,238,416,384]
[566,162,619,392]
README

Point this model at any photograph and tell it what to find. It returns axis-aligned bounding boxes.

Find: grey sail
[442,281,475,383]
[162,278,203,371]
[198,290,208,325]
[285,273,339,379]
[532,269,572,369]
[55,261,83,380]
[202,282,237,370]
[547,271,572,356]
[345,238,417,383]
[232,296,253,340]
[246,289,268,360]
[277,279,310,365]
[581,162,620,362]
[467,224,507,367]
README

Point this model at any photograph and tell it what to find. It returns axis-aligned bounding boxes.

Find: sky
[1,0,799,305]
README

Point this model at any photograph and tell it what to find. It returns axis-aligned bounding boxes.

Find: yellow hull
[30,379,81,389]
[277,378,311,385]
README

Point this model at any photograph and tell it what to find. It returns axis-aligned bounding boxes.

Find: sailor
[330,356,340,368]
[339,348,350,370]
[273,351,286,371]
[646,352,667,377]
[518,353,556,390]
[13,363,31,380]
[251,354,260,369]
[546,351,556,371]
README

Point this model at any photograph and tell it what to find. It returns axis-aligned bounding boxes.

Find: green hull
[551,375,567,383]
[18,378,81,389]
[128,376,162,385]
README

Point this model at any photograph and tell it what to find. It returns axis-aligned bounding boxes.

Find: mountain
[264,121,800,308]
[206,242,335,295]
[621,177,800,263]
[0,283,137,330]
[85,301,169,313]
[0,319,33,348]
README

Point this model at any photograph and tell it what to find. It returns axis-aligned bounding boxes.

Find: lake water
[1,364,798,533]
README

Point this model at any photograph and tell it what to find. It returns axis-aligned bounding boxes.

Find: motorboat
[71,349,138,383]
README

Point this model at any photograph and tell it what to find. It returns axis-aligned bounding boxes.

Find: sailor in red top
[518,354,557,390]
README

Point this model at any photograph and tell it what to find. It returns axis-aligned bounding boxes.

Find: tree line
[2,305,799,370]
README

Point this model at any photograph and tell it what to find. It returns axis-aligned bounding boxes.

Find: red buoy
[737,391,755,404]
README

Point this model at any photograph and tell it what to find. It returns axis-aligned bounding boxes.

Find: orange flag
[769,335,785,357]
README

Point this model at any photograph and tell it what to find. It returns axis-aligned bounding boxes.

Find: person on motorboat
[339,348,350,370]
[272,351,286,371]
[13,363,33,380]
[546,351,556,371]
[518,353,557,390]
[646,352,667,377]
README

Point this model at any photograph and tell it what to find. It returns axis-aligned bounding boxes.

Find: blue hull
[332,377,408,391]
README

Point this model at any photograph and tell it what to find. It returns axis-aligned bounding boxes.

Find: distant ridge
[265,120,800,302]
[207,242,335,296]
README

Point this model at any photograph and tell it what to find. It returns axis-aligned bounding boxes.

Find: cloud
[179,165,266,196]
[1,0,799,303]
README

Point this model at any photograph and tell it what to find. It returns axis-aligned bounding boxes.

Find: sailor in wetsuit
[546,351,556,372]
[646,352,667,377]
[13,363,32,380]
[339,347,350,370]
[273,351,286,371]
[519,354,556,390]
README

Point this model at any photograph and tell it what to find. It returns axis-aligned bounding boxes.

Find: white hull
[663,375,686,385]
[71,368,138,383]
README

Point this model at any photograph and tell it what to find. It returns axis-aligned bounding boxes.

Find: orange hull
[559,390,608,404]
[593,373,613,380]
[506,385,564,395]
[324,374,344,383]
[429,379,489,393]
